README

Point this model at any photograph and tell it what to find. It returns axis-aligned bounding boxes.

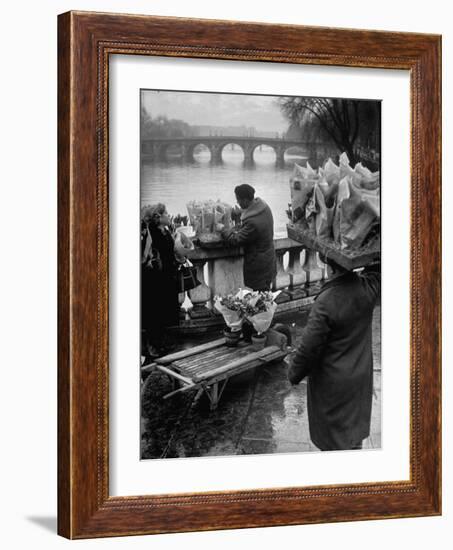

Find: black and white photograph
[140,89,381,460]
[1,0,447,546]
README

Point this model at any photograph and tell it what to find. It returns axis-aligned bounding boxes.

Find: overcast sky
[141,90,288,132]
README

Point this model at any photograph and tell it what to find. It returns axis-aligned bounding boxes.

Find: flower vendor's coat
[222,198,276,291]
[288,268,380,450]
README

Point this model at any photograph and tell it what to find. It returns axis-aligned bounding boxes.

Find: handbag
[177,260,201,293]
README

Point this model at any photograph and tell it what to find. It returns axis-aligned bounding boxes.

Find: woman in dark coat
[141,203,179,357]
[288,260,380,451]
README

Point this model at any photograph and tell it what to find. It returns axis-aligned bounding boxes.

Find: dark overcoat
[222,198,276,291]
[141,226,179,344]
[288,268,380,450]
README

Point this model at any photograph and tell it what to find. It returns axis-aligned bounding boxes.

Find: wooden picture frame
[58,11,441,539]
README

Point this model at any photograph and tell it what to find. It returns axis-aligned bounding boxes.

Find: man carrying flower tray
[287,256,380,451]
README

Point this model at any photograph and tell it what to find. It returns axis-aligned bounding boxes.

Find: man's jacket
[222,197,276,290]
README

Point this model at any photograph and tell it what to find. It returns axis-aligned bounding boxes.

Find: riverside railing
[176,237,328,333]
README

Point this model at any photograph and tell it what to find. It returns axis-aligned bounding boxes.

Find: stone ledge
[186,236,306,262]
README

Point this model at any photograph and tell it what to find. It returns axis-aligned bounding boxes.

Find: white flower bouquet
[241,290,281,335]
[214,288,249,332]
[214,289,280,335]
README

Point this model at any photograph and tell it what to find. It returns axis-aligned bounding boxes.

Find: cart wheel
[273,323,292,346]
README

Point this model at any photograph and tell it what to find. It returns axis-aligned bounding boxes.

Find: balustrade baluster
[273,247,291,291]
[188,259,212,318]
[287,246,305,289]
[303,248,324,294]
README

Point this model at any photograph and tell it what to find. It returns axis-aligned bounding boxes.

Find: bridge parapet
[142,136,337,167]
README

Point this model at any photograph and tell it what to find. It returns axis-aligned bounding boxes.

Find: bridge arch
[213,141,246,164]
[249,142,281,165]
[185,142,212,163]
[281,144,309,165]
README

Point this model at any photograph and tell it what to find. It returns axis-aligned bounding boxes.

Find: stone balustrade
[175,237,327,334]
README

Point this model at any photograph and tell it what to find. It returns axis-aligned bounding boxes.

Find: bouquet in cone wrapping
[241,290,280,335]
[214,289,280,335]
[289,152,380,253]
[186,200,232,237]
[214,289,249,332]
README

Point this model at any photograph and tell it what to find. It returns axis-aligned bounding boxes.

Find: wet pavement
[141,306,381,459]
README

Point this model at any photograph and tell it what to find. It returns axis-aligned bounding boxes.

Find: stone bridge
[141,136,336,168]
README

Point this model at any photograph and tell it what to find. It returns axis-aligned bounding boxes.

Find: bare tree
[280,97,380,166]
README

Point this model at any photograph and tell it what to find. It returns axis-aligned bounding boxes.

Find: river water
[141,146,307,238]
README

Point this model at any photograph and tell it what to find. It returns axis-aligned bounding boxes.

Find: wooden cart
[141,328,289,410]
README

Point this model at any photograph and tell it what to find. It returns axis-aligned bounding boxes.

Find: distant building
[189,125,282,138]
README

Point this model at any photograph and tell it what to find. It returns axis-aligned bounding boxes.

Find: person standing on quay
[141,203,180,359]
[219,184,277,291]
[287,257,380,451]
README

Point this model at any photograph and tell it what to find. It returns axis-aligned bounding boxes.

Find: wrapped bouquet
[214,289,280,336]
[289,163,317,224]
[241,290,280,335]
[289,152,380,251]
[214,289,248,332]
[186,199,233,237]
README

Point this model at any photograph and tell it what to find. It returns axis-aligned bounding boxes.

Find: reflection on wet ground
[141,306,381,459]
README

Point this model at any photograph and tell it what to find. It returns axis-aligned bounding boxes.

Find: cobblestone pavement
[141,306,381,459]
